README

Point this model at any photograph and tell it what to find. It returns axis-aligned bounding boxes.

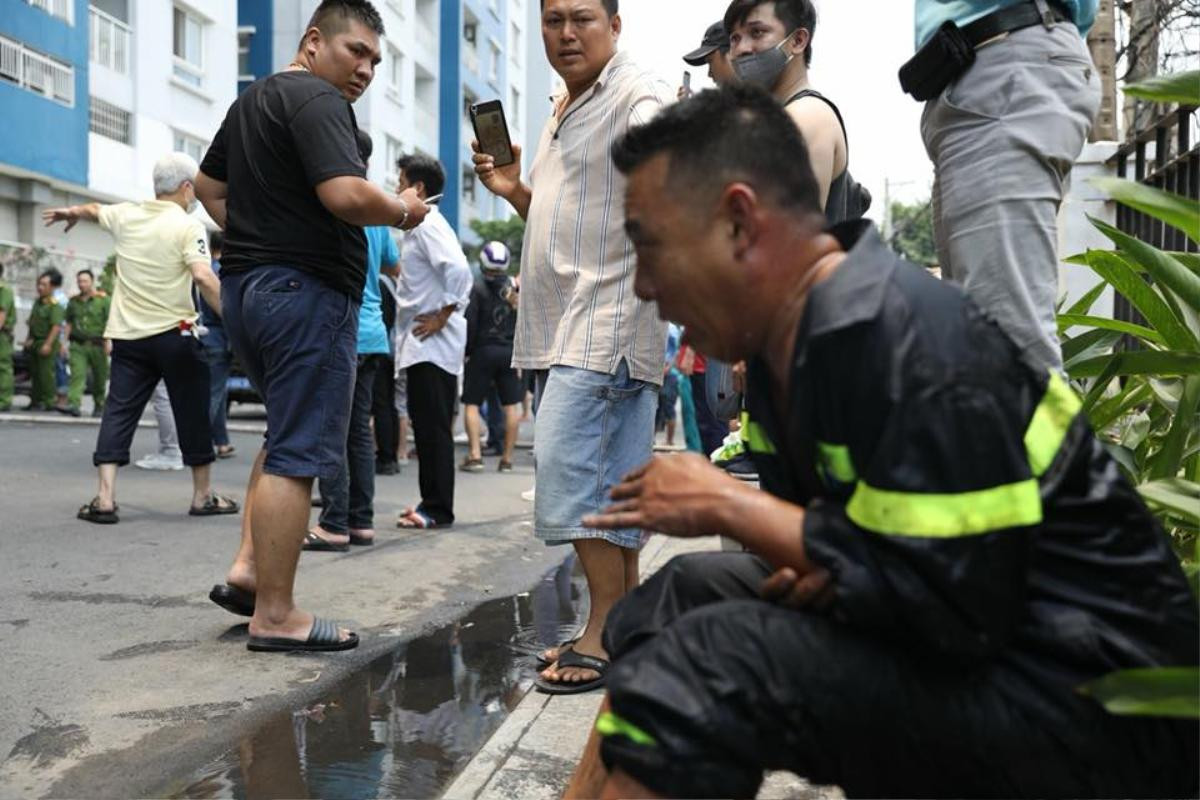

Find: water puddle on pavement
[171,557,584,800]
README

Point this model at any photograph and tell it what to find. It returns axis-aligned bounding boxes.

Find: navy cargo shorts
[221,265,359,480]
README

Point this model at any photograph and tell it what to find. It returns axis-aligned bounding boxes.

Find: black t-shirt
[200,71,368,300]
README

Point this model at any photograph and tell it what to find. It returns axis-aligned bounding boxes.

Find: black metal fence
[1109,105,1199,328]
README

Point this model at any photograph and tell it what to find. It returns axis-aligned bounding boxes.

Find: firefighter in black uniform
[558,87,1199,799]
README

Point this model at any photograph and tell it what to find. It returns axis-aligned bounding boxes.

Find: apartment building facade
[0,0,237,289]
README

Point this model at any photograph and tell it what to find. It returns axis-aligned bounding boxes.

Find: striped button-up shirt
[516,50,672,386]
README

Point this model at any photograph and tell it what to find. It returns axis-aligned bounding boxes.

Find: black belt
[961,1,1068,48]
[899,1,1071,102]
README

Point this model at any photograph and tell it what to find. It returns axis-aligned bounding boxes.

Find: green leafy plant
[1060,70,1199,719]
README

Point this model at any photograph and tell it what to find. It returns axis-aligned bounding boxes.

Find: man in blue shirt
[198,231,235,458]
[913,0,1100,373]
[305,131,401,551]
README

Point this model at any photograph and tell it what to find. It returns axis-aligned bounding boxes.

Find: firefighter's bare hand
[583,453,739,537]
[760,566,834,611]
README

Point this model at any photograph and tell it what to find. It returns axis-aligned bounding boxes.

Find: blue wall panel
[438,0,463,231]
[0,0,90,186]
[237,0,274,93]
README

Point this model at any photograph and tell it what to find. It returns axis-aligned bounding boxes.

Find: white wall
[1058,141,1119,317]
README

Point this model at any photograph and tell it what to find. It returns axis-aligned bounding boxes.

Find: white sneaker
[135,452,184,471]
[521,487,536,503]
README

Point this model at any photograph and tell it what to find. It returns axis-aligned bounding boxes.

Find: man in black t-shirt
[196,0,429,654]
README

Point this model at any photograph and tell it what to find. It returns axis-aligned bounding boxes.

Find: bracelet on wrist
[394,199,409,230]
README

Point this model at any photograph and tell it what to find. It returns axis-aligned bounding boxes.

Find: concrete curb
[442,535,842,800]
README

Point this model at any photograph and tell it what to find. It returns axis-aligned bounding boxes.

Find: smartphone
[470,100,516,168]
[682,70,692,94]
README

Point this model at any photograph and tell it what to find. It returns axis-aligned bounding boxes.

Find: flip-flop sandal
[459,458,484,473]
[189,493,240,516]
[216,446,237,459]
[77,498,119,525]
[534,649,609,695]
[396,509,438,529]
[302,531,350,553]
[535,638,579,669]
[247,617,359,653]
[208,583,256,617]
[348,531,375,547]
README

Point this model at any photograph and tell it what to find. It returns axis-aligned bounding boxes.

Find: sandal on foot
[396,509,438,529]
[534,649,609,695]
[535,637,579,669]
[209,584,256,617]
[216,445,237,459]
[302,531,350,553]
[498,460,514,473]
[247,617,359,653]
[77,498,119,525]
[459,458,484,473]
[190,493,240,516]
[348,530,375,547]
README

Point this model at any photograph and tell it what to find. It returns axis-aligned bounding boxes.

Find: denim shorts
[533,361,658,549]
[221,265,359,480]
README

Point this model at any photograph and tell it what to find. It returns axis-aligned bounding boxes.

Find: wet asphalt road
[0,414,561,799]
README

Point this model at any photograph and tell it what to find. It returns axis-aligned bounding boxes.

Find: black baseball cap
[682,21,729,67]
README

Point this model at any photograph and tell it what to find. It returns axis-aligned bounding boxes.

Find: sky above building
[617,0,934,213]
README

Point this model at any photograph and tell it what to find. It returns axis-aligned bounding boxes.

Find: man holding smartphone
[473,0,672,694]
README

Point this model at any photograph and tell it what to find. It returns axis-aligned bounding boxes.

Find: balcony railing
[89,6,131,74]
[0,34,75,107]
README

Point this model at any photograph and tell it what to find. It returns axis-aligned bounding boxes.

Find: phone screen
[472,102,515,168]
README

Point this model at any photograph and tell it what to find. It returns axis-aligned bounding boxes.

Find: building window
[385,135,404,192]
[27,0,74,25]
[237,26,254,81]
[172,6,204,88]
[0,35,75,107]
[173,130,207,163]
[90,97,133,144]
[387,44,404,102]
[511,23,522,66]
[489,41,501,83]
[89,5,131,74]
[510,87,521,131]
[462,167,477,207]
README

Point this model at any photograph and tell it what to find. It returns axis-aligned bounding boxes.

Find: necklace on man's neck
[287,61,309,72]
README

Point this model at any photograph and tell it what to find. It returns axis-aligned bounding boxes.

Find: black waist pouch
[899,21,976,101]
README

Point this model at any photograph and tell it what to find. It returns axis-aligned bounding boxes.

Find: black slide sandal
[247,617,359,653]
[535,637,579,669]
[302,531,350,553]
[534,649,609,695]
[78,498,118,525]
[208,584,256,617]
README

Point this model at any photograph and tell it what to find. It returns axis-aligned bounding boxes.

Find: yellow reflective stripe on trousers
[1024,371,1081,477]
[846,478,1043,538]
[596,711,657,747]
[817,441,856,483]
[744,419,776,455]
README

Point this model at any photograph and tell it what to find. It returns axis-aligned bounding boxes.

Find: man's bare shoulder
[784,96,842,140]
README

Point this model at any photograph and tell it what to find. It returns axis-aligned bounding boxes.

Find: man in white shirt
[394,154,473,529]
[472,0,671,694]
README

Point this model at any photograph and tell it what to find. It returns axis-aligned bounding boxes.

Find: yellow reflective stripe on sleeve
[744,420,776,455]
[1024,371,1082,477]
[817,441,856,483]
[596,711,657,747]
[845,479,1043,538]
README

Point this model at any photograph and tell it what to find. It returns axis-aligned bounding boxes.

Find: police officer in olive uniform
[0,264,16,411]
[64,268,110,417]
[24,271,65,411]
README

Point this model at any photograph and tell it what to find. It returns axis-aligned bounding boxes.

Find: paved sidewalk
[444,535,843,800]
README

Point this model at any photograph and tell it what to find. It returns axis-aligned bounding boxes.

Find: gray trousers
[921,21,1101,373]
